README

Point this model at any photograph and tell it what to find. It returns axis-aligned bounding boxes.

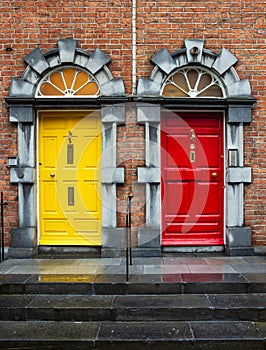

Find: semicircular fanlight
[36,67,100,97]
[162,67,225,98]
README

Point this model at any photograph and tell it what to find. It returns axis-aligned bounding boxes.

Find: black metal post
[128,194,133,266]
[125,209,129,281]
[125,192,133,281]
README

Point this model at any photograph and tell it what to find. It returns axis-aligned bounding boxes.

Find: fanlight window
[36,67,100,97]
[162,67,225,98]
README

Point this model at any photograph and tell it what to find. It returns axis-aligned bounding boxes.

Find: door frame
[37,109,103,247]
[136,99,254,256]
[160,109,226,249]
[6,39,127,258]
[136,39,255,256]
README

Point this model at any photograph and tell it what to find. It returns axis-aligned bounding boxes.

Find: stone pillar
[226,106,254,255]
[137,103,161,256]
[101,104,125,257]
[9,109,37,258]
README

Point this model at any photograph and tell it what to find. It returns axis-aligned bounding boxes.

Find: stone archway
[136,39,256,256]
[6,39,126,258]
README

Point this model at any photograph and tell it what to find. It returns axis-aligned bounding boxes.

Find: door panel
[39,111,102,246]
[161,112,224,246]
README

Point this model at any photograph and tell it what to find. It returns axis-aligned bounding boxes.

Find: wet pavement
[0,248,265,283]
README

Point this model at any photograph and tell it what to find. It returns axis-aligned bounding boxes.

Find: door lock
[190,129,195,141]
[212,172,217,178]
[50,173,55,177]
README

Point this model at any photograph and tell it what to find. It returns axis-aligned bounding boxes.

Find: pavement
[0,246,265,282]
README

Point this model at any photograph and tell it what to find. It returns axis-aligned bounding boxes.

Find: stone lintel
[227,167,252,183]
[101,105,126,124]
[138,167,160,183]
[137,104,160,123]
[10,167,35,184]
[228,105,252,123]
[9,106,34,123]
[101,168,124,184]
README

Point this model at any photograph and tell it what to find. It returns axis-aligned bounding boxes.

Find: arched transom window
[36,66,100,97]
[162,67,225,98]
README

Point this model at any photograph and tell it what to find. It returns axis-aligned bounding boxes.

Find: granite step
[0,274,265,348]
[1,273,266,295]
[0,293,265,322]
[0,320,265,350]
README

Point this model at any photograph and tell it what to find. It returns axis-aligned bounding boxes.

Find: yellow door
[39,111,102,246]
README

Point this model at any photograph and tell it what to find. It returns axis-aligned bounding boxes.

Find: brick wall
[116,104,145,243]
[0,0,265,245]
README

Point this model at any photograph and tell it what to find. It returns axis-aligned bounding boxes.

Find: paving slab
[163,257,208,265]
[188,264,236,273]
[78,258,122,265]
[144,264,190,274]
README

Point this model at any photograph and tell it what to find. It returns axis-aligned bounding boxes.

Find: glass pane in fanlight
[198,73,212,91]
[163,84,187,97]
[49,71,65,91]
[198,85,223,97]
[73,71,89,90]
[173,72,188,92]
[76,82,99,95]
[187,69,198,89]
[40,82,64,96]
[63,68,76,89]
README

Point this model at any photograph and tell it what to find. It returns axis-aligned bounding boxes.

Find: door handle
[212,172,217,178]
[50,173,55,177]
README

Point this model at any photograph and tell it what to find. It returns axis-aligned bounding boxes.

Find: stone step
[0,320,265,349]
[1,274,266,295]
[0,294,265,322]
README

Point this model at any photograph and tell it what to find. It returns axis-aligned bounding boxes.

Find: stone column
[137,103,161,256]
[226,105,254,255]
[101,104,126,257]
[9,107,36,258]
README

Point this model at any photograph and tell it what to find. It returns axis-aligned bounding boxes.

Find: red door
[161,112,224,246]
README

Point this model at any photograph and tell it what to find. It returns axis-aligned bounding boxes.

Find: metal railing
[125,192,133,281]
[0,192,7,262]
